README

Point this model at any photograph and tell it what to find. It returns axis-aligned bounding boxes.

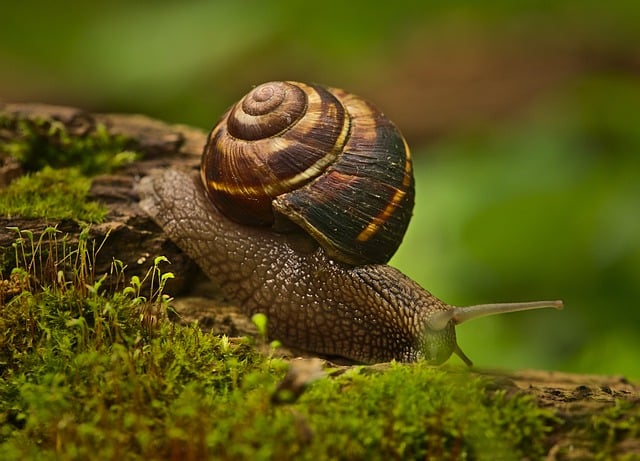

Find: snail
[138,81,563,365]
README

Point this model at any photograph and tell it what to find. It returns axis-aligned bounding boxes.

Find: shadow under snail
[138,81,563,365]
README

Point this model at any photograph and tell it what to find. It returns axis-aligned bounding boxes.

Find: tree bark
[1,102,638,459]
[0,102,205,294]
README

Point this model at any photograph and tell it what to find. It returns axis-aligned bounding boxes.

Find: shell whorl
[202,81,350,225]
[201,80,415,265]
[226,81,307,140]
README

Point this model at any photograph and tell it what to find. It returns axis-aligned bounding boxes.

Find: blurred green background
[2,1,639,378]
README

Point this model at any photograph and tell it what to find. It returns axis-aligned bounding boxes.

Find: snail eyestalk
[451,300,564,325]
[429,300,563,331]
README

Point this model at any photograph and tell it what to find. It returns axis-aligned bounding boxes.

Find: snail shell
[200,81,415,265]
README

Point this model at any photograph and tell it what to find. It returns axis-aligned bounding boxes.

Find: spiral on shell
[201,81,415,265]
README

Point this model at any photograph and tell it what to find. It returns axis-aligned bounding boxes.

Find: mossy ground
[0,116,137,175]
[0,229,557,461]
[0,167,106,221]
[0,114,139,221]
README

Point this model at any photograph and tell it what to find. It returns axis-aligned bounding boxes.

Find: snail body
[138,81,562,365]
[140,169,456,363]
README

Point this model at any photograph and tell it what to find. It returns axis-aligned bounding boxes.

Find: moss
[0,292,554,460]
[0,233,557,461]
[591,399,640,460]
[0,112,140,222]
[0,115,138,175]
[0,166,106,221]
[289,365,553,460]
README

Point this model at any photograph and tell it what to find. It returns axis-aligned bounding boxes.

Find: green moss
[0,116,138,175]
[0,235,557,461]
[290,365,552,460]
[0,167,106,221]
[0,112,140,222]
[0,293,554,460]
[591,399,640,460]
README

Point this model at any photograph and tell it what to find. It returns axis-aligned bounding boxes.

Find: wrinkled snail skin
[138,169,457,364]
